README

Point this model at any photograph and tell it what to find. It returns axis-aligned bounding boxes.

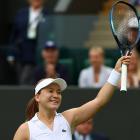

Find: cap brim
[51,78,67,91]
[35,78,67,95]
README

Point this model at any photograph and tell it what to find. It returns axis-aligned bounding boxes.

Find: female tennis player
[13,55,131,140]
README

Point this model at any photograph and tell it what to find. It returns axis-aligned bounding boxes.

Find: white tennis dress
[27,113,72,140]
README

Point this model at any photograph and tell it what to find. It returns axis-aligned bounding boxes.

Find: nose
[52,91,59,98]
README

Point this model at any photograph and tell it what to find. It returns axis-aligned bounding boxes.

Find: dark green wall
[0,87,140,140]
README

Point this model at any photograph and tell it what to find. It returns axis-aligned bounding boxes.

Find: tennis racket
[109,1,140,93]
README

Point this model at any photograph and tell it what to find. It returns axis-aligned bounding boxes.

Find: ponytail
[26,79,45,121]
[25,97,38,121]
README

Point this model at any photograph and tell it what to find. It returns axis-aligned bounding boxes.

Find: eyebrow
[48,87,61,91]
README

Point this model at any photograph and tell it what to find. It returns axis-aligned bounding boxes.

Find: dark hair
[25,79,48,121]
[25,96,38,121]
[25,78,51,121]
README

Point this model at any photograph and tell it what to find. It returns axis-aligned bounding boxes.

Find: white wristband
[107,69,121,86]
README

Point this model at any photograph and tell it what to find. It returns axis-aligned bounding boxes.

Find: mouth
[49,100,59,105]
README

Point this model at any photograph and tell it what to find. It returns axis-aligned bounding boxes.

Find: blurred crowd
[129,0,140,6]
[0,0,140,89]
[73,119,110,140]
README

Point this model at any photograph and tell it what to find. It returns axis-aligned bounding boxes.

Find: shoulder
[13,122,29,140]
[16,7,29,16]
[14,7,29,22]
[80,66,92,75]
[103,66,113,73]
[62,108,78,129]
[19,122,29,132]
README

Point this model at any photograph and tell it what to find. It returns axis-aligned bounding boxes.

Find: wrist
[107,69,121,86]
[114,67,121,73]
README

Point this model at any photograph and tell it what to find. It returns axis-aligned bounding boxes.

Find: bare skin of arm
[13,122,29,140]
[62,56,131,129]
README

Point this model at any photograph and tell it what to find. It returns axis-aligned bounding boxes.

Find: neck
[93,66,101,73]
[37,107,56,130]
[31,5,42,10]
[47,61,57,65]
[38,107,56,121]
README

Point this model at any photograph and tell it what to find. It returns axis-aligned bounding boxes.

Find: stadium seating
[59,47,120,84]
[59,58,74,84]
[0,46,121,85]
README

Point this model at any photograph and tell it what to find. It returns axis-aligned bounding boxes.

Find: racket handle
[120,64,127,93]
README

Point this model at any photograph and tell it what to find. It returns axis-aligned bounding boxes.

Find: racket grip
[120,64,127,93]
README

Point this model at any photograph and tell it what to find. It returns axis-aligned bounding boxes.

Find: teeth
[50,100,58,103]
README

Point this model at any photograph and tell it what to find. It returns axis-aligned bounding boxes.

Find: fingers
[122,60,131,65]
[121,55,131,65]
[120,55,131,61]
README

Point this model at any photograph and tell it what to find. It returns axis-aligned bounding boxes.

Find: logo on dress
[62,129,66,132]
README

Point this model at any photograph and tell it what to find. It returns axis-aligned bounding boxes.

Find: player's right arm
[63,56,131,129]
[13,122,29,140]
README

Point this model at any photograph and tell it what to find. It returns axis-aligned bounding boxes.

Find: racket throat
[121,49,131,56]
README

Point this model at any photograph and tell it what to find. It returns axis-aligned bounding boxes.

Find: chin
[49,104,60,111]
[51,106,59,110]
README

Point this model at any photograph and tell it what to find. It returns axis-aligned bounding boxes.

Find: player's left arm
[62,56,131,128]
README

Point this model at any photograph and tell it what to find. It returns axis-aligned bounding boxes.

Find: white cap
[128,17,138,28]
[35,78,67,95]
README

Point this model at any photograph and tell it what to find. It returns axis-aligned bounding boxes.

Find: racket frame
[109,0,140,93]
[110,0,140,55]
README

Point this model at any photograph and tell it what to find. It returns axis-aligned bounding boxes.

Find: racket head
[109,0,140,55]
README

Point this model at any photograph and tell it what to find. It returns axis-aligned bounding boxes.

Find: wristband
[107,69,121,86]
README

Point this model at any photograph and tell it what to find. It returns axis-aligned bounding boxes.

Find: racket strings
[112,3,139,48]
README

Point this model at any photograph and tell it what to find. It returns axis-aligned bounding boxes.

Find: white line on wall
[54,0,72,12]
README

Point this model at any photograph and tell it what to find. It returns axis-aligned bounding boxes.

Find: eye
[48,89,53,93]
[57,90,61,95]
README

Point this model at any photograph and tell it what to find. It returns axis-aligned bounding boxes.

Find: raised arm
[63,56,131,128]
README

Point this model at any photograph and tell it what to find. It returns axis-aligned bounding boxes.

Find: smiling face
[35,83,62,112]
